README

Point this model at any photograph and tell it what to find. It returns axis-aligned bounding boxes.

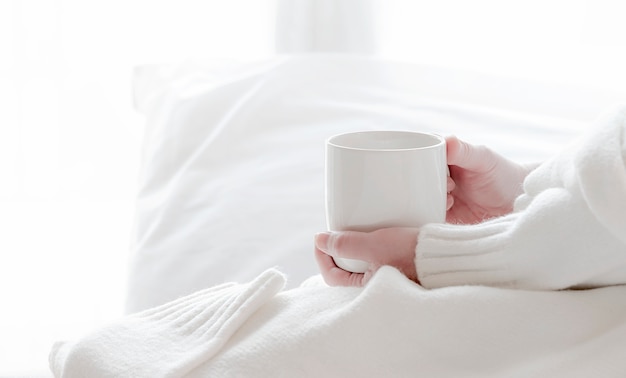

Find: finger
[315,231,377,261]
[445,135,492,170]
[314,247,364,287]
[447,193,454,210]
[447,176,455,192]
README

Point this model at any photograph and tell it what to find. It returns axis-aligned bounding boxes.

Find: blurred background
[3,0,626,375]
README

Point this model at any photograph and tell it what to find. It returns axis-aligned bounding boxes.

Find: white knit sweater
[416,107,626,290]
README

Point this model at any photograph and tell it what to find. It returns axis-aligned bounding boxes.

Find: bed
[50,54,626,377]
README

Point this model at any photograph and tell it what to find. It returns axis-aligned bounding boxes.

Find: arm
[419,107,626,289]
[315,107,626,289]
[316,134,533,286]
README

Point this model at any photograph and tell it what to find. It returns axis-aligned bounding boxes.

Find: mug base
[333,257,369,273]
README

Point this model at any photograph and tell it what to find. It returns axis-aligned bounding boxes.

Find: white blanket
[51,267,626,377]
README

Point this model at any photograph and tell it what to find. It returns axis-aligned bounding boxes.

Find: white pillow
[127,54,608,312]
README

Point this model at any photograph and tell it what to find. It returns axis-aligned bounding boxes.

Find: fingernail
[314,232,330,251]
[315,231,338,255]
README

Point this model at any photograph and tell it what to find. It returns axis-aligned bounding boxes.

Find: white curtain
[273,0,626,91]
[275,0,378,54]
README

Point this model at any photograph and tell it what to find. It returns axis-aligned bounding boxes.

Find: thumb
[315,231,374,260]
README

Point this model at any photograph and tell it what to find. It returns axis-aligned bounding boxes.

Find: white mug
[325,130,448,273]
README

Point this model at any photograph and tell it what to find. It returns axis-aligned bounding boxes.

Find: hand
[314,136,533,287]
[445,135,534,224]
[314,228,419,287]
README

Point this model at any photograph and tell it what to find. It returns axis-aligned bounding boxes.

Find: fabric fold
[416,216,517,288]
[50,269,286,378]
[189,267,626,377]
[416,106,626,290]
[49,267,626,377]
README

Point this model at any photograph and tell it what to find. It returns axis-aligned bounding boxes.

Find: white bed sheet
[126,54,626,313]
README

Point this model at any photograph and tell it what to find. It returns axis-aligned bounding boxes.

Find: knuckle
[327,232,343,257]
[331,232,352,257]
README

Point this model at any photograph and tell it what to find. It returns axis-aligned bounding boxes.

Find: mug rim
[327,130,445,152]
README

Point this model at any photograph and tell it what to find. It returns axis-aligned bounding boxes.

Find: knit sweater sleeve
[415,107,626,290]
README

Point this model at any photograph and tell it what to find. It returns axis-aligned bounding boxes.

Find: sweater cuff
[415,215,519,289]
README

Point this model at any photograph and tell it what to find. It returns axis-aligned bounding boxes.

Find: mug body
[326,130,447,273]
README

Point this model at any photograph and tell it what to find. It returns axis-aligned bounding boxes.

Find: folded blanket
[51,267,626,377]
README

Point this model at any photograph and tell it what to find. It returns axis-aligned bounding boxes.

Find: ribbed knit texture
[416,106,626,290]
[49,269,285,378]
